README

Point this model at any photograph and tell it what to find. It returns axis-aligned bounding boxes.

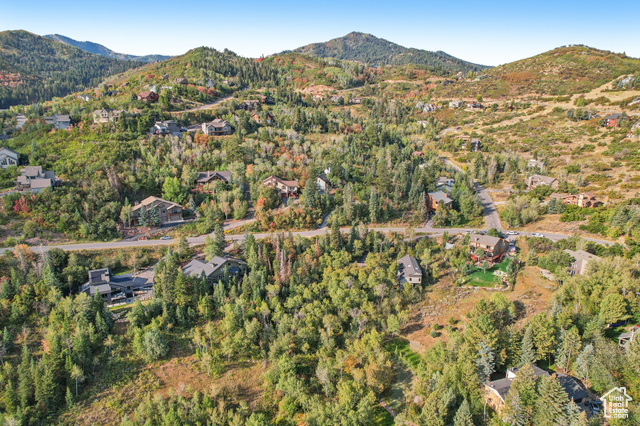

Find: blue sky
[1,0,639,66]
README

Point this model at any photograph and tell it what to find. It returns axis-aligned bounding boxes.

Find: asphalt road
[0,158,616,254]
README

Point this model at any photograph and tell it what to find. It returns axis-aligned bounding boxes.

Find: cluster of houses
[527,174,600,207]
[80,254,247,306]
[16,166,57,193]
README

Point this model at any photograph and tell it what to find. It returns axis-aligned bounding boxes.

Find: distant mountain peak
[43,34,171,63]
[291,32,488,72]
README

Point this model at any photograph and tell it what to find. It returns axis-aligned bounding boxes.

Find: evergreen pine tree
[501,388,526,426]
[369,188,378,223]
[453,398,474,426]
[520,325,536,365]
[533,376,570,425]
[139,205,148,227]
[66,386,74,408]
[330,217,341,250]
[476,342,495,384]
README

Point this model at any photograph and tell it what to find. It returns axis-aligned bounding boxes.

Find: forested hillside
[292,32,487,74]
[0,31,142,108]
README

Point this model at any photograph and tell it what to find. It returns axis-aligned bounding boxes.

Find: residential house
[549,193,577,205]
[469,235,509,264]
[16,166,56,193]
[435,177,455,193]
[486,365,588,412]
[349,97,362,105]
[397,255,423,285]
[182,256,247,283]
[195,171,231,188]
[417,120,429,128]
[577,193,598,207]
[330,95,344,104]
[137,91,159,102]
[564,249,602,276]
[422,103,437,113]
[263,175,298,197]
[150,120,183,136]
[619,325,640,350]
[237,100,260,111]
[550,192,598,208]
[77,94,92,102]
[316,172,331,193]
[93,109,122,124]
[0,147,19,169]
[427,191,453,212]
[260,94,274,104]
[527,159,545,169]
[175,77,188,85]
[201,119,232,136]
[44,114,71,130]
[250,111,275,125]
[469,138,481,152]
[467,101,484,109]
[527,174,559,190]
[131,196,183,225]
[449,100,463,108]
[485,365,550,412]
[15,114,27,129]
[79,268,151,304]
[603,113,625,127]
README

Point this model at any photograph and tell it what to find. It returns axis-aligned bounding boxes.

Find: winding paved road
[1,157,617,254]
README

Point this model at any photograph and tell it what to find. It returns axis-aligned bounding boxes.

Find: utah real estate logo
[600,387,632,419]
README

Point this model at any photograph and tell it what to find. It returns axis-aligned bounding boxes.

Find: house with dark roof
[263,175,298,197]
[201,119,232,136]
[237,100,260,111]
[316,172,331,193]
[469,235,509,264]
[603,113,625,127]
[563,249,601,276]
[44,114,71,130]
[195,171,231,188]
[79,268,152,304]
[151,120,183,136]
[397,255,423,285]
[485,364,550,412]
[131,196,183,225]
[0,147,19,169]
[137,91,159,102]
[182,256,247,283]
[427,191,453,212]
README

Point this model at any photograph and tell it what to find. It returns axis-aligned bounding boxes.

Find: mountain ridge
[290,31,488,73]
[44,34,171,63]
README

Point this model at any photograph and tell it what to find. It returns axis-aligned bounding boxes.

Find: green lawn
[386,337,421,370]
[465,258,512,287]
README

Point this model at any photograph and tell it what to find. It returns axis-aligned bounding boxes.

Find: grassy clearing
[465,258,512,287]
[386,337,421,371]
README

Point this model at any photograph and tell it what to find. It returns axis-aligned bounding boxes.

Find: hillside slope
[437,45,640,98]
[44,34,171,63]
[0,30,143,108]
[291,32,487,74]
